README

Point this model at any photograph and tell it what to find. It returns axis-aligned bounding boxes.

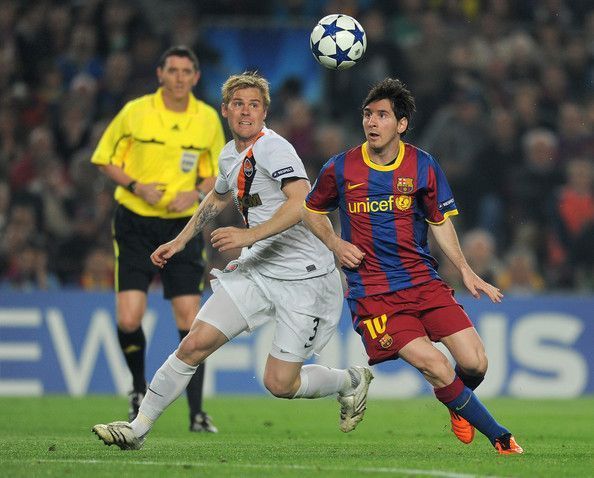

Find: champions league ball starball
[310,14,367,70]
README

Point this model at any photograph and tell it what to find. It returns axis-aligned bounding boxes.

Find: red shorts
[347,279,473,365]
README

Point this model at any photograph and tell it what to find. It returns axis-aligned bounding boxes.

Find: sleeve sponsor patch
[271,166,295,178]
[438,198,455,210]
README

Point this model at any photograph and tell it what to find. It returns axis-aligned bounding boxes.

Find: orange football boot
[449,409,475,444]
[494,433,524,454]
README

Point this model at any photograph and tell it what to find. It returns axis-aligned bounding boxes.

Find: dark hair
[362,78,416,134]
[158,45,200,71]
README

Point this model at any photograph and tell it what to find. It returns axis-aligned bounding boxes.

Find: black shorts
[112,205,205,299]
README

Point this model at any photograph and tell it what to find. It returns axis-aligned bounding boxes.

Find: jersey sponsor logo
[180,151,198,172]
[379,333,393,349]
[396,195,412,211]
[347,182,365,190]
[238,193,262,209]
[243,157,254,177]
[271,166,294,178]
[438,198,455,210]
[348,196,396,214]
[397,177,414,193]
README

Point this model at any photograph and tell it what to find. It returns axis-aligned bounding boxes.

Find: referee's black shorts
[112,205,205,299]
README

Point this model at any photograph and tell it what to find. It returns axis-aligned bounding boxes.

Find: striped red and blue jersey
[305,141,459,299]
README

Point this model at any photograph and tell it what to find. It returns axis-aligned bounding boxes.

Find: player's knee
[417,353,452,382]
[470,352,488,377]
[177,332,211,366]
[263,375,294,399]
[458,351,488,377]
[117,316,142,333]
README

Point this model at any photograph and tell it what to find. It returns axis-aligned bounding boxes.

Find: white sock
[292,364,351,399]
[130,352,198,437]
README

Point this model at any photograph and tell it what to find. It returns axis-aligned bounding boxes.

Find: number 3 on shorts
[304,318,320,348]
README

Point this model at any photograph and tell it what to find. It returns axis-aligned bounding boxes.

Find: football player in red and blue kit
[304,78,523,454]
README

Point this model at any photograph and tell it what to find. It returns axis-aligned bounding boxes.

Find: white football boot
[92,421,145,450]
[337,366,374,433]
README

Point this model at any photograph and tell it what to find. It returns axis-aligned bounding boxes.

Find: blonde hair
[221,71,271,109]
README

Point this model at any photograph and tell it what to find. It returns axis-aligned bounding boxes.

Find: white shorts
[206,262,343,362]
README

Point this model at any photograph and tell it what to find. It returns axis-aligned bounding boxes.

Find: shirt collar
[154,87,199,114]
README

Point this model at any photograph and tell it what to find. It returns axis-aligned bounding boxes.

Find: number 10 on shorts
[362,314,388,339]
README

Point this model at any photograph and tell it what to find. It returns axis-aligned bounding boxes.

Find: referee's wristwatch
[126,180,137,194]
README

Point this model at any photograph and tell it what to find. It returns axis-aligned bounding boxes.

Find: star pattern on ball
[330,44,351,66]
[321,19,342,39]
[310,39,325,59]
[349,25,365,45]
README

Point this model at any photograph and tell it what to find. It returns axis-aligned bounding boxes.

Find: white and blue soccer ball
[310,14,367,70]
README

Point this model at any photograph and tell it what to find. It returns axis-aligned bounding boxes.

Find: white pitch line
[23,458,507,478]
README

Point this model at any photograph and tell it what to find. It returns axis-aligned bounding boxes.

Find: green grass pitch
[0,396,592,477]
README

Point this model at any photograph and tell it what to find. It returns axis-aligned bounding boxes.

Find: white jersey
[214,127,335,280]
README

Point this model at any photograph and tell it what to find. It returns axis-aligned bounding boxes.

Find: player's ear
[156,67,163,84]
[193,70,201,86]
[221,102,228,118]
[397,117,408,134]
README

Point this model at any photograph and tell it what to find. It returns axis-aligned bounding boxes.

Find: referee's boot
[190,411,218,433]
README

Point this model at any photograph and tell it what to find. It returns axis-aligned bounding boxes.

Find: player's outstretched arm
[429,218,503,303]
[302,207,365,268]
[211,178,310,252]
[151,190,231,268]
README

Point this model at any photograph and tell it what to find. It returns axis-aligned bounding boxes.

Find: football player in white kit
[92,72,373,450]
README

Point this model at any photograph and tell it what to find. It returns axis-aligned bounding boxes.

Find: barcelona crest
[379,334,393,349]
[397,177,414,193]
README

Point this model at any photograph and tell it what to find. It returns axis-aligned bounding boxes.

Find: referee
[91,45,224,433]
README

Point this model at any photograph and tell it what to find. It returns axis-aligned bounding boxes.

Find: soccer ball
[310,14,367,70]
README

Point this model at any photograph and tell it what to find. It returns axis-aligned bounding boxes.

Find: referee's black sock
[455,364,485,391]
[117,327,146,393]
[179,329,205,416]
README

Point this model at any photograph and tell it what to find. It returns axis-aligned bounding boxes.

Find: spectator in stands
[509,128,560,228]
[0,180,9,233]
[56,23,103,86]
[462,229,502,286]
[548,158,594,288]
[496,248,545,295]
[0,238,59,291]
[557,102,594,160]
[9,126,59,191]
[419,87,488,219]
[470,108,520,240]
[80,246,114,290]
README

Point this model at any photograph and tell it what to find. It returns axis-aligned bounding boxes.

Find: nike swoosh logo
[347,182,365,190]
[455,395,473,411]
[148,387,164,397]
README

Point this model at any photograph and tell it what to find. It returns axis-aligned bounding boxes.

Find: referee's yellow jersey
[91,88,225,218]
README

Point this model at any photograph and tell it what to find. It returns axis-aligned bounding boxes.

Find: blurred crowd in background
[1,0,593,294]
